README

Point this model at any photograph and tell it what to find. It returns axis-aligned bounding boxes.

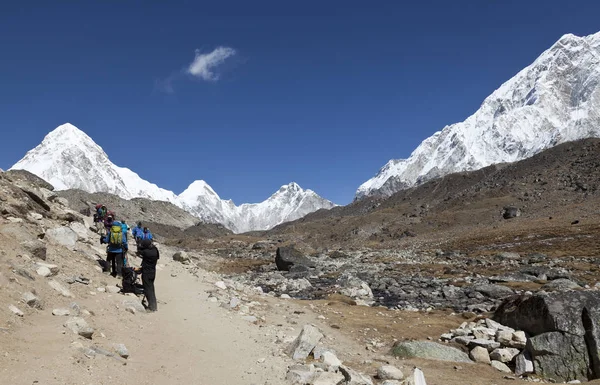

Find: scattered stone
[339,365,374,385]
[70,302,81,316]
[489,348,520,363]
[377,365,404,380]
[471,284,514,299]
[502,206,521,219]
[241,315,258,323]
[21,240,47,261]
[27,212,43,221]
[286,324,324,360]
[496,330,514,346]
[52,308,70,316]
[45,226,78,249]
[113,343,129,359]
[469,346,491,364]
[21,292,42,309]
[312,372,346,385]
[490,360,512,373]
[467,339,501,351]
[321,351,342,370]
[48,280,74,298]
[69,222,89,241]
[106,286,121,294]
[392,341,472,363]
[173,251,191,263]
[472,327,495,340]
[229,297,241,309]
[280,294,292,299]
[511,331,527,348]
[122,299,146,314]
[286,364,316,384]
[214,281,227,290]
[8,305,24,317]
[35,264,55,277]
[64,317,94,339]
[402,368,427,385]
[381,381,402,385]
[542,278,581,291]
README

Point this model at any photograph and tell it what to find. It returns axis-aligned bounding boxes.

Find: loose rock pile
[439,318,530,376]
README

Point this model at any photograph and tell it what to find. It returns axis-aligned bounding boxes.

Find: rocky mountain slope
[10,123,335,233]
[357,31,600,199]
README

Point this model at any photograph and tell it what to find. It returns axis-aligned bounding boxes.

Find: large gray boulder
[275,246,315,271]
[494,292,600,382]
[392,341,472,363]
[286,324,323,360]
[45,226,78,249]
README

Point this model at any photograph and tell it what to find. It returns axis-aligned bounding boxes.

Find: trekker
[132,222,144,245]
[101,220,128,277]
[103,214,115,235]
[140,227,153,241]
[121,220,130,266]
[136,239,159,312]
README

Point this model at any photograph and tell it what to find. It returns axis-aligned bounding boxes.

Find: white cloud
[187,47,236,81]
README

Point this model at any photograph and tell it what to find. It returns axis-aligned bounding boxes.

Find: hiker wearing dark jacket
[101,220,128,277]
[136,239,159,312]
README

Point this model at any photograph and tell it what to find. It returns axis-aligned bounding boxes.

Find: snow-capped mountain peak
[11,123,336,232]
[357,31,600,199]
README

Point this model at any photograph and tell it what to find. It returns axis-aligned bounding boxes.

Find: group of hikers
[93,204,159,312]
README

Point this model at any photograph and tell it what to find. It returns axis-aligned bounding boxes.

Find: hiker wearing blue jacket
[132,222,144,245]
[141,227,153,241]
[101,220,128,277]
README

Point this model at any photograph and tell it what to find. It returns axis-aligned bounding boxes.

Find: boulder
[392,341,472,363]
[321,351,342,370]
[122,299,146,314]
[173,251,191,263]
[64,317,94,339]
[35,262,59,276]
[286,324,324,360]
[48,280,74,298]
[402,368,427,385]
[312,372,346,385]
[286,364,316,384]
[69,222,89,241]
[491,360,512,373]
[275,246,315,271]
[339,366,374,385]
[542,278,581,291]
[494,292,600,382]
[470,284,514,299]
[337,274,374,301]
[21,292,42,309]
[467,339,501,351]
[469,346,491,364]
[502,206,521,219]
[45,227,78,249]
[515,351,534,376]
[21,240,47,261]
[490,348,520,363]
[329,250,350,259]
[377,365,404,380]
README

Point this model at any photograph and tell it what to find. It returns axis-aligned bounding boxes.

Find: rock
[125,307,137,315]
[511,331,527,348]
[542,278,581,291]
[113,343,129,359]
[490,360,512,373]
[377,365,404,380]
[280,294,292,299]
[52,308,70,316]
[214,281,227,290]
[452,336,474,346]
[45,226,78,249]
[469,346,491,364]
[9,304,24,317]
[275,245,315,271]
[472,327,496,340]
[241,315,258,323]
[485,318,514,332]
[52,197,69,207]
[496,330,513,346]
[70,302,81,316]
[229,297,241,309]
[329,250,350,259]
[381,381,402,385]
[35,262,59,277]
[339,365,374,385]
[494,291,600,382]
[321,351,342,370]
[467,339,501,351]
[337,274,374,301]
[27,212,43,221]
[69,222,89,241]
[286,364,316,384]
[48,280,74,298]
[21,292,42,309]
[122,299,146,313]
[64,317,94,339]
[286,324,324,360]
[514,351,534,376]
[490,348,520,363]
[312,372,346,385]
[470,284,514,299]
[502,206,521,219]
[392,341,472,363]
[21,240,47,260]
[106,286,121,294]
[173,251,190,263]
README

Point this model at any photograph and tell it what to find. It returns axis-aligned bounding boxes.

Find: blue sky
[1,1,599,205]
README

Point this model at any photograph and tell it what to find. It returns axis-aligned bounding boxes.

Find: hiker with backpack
[100,219,128,277]
[132,221,144,246]
[141,227,153,241]
[135,239,159,312]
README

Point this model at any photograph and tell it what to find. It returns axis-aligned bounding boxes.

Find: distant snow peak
[356,30,600,199]
[10,124,335,232]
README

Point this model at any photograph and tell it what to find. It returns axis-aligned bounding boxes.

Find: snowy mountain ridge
[356,31,600,199]
[10,123,335,233]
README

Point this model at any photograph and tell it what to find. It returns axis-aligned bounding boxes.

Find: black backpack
[121,267,144,295]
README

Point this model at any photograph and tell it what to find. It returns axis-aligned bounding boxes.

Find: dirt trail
[0,252,288,385]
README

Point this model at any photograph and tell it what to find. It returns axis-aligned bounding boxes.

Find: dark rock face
[502,206,521,219]
[275,246,316,271]
[493,292,600,382]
